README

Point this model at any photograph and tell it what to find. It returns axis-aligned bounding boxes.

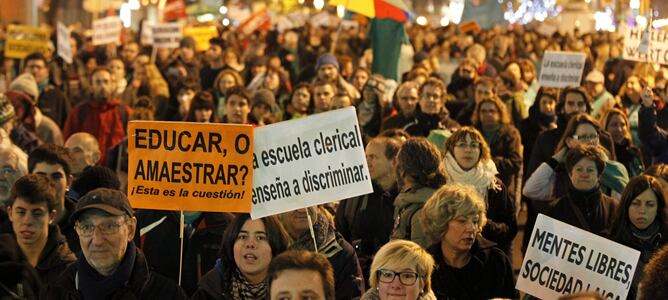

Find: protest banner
[92,16,122,46]
[152,23,182,48]
[623,27,668,65]
[4,25,49,59]
[517,214,640,300]
[183,26,218,51]
[128,121,254,212]
[237,8,272,37]
[538,51,586,88]
[56,23,72,64]
[251,107,373,219]
[310,12,336,28]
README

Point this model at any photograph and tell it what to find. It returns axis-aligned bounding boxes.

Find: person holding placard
[612,175,668,300]
[360,240,436,300]
[441,127,517,256]
[191,214,290,299]
[638,87,668,164]
[421,184,516,299]
[390,137,447,248]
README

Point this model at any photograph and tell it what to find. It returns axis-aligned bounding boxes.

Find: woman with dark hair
[520,87,559,172]
[191,214,290,300]
[390,137,447,248]
[282,83,312,121]
[601,108,644,176]
[258,67,291,109]
[524,113,629,201]
[612,175,668,299]
[442,127,517,255]
[184,91,217,123]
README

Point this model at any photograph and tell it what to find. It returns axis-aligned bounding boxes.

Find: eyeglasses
[454,142,481,149]
[376,269,419,285]
[0,167,17,176]
[572,134,598,142]
[75,222,124,237]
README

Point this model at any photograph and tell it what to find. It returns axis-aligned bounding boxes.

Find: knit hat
[179,36,196,49]
[0,94,16,125]
[252,89,276,109]
[9,73,38,103]
[585,70,604,83]
[71,166,121,200]
[315,53,339,71]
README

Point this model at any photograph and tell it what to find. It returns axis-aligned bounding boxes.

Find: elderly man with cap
[44,188,186,299]
[584,70,615,119]
[314,53,360,101]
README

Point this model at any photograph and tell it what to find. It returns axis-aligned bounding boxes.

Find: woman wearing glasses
[421,184,516,299]
[361,239,436,300]
[441,127,517,256]
[524,113,629,202]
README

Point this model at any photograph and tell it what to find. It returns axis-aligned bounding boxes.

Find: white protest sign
[517,214,640,300]
[56,22,72,64]
[251,107,372,219]
[310,12,336,28]
[152,23,182,48]
[140,22,154,46]
[92,16,122,45]
[623,27,668,65]
[538,51,586,88]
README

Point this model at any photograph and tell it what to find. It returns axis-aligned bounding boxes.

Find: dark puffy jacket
[42,247,187,300]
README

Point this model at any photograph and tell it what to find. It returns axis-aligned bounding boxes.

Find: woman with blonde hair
[421,184,515,299]
[361,240,436,300]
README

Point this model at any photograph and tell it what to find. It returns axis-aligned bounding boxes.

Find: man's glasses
[75,222,124,237]
[376,269,419,285]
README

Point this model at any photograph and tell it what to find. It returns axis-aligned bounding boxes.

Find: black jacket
[135,210,234,295]
[32,225,76,285]
[403,108,459,137]
[481,180,518,256]
[43,247,187,300]
[545,187,619,238]
[428,238,516,300]
[479,124,522,194]
[38,83,71,128]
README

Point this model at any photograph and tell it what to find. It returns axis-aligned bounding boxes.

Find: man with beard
[404,78,459,137]
[313,53,360,101]
[63,67,131,164]
[199,38,225,91]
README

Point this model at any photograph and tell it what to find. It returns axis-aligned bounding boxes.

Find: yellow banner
[128,121,254,212]
[4,25,50,59]
[183,26,218,52]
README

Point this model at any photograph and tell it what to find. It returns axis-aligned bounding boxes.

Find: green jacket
[390,186,437,248]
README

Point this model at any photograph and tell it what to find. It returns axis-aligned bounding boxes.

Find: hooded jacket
[390,186,437,248]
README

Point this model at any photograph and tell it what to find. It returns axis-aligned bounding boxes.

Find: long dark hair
[219,214,290,289]
[394,137,447,189]
[613,175,668,245]
[184,91,218,123]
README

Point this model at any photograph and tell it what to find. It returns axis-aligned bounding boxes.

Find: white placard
[538,51,586,88]
[92,16,122,46]
[623,27,668,65]
[309,12,335,28]
[140,21,154,46]
[152,23,182,49]
[517,214,640,300]
[251,107,373,219]
[56,22,72,64]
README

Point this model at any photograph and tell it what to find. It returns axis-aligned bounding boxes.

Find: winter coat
[544,186,619,239]
[381,112,413,131]
[38,83,71,128]
[613,138,644,177]
[428,238,516,300]
[30,226,76,285]
[478,124,522,196]
[638,105,668,164]
[403,108,459,137]
[480,180,517,256]
[43,246,186,300]
[135,210,234,296]
[391,186,437,248]
[189,260,231,300]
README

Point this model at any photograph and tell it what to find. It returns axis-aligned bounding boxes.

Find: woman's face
[219,74,237,93]
[377,267,422,300]
[233,219,273,283]
[567,124,599,148]
[452,134,481,171]
[506,63,522,82]
[628,188,659,230]
[625,76,642,98]
[479,101,500,126]
[194,108,213,123]
[291,88,311,113]
[606,114,628,144]
[263,73,280,91]
[569,158,599,191]
[224,50,239,66]
[352,70,369,91]
[442,214,480,253]
[539,96,556,116]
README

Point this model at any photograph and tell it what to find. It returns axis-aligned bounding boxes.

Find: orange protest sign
[128,121,254,212]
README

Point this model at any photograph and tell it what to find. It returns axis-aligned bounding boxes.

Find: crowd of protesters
[1,14,668,300]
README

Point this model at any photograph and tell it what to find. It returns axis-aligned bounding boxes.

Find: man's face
[0,152,21,203]
[206,45,223,63]
[352,70,369,91]
[25,59,48,83]
[397,87,418,117]
[65,138,99,175]
[224,95,250,124]
[279,206,318,239]
[366,141,393,183]
[313,85,335,112]
[270,269,326,300]
[419,85,443,115]
[474,84,495,103]
[107,60,125,82]
[562,92,587,116]
[9,197,54,247]
[76,213,136,276]
[32,162,70,207]
[121,43,139,64]
[317,64,338,82]
[585,81,604,97]
[91,71,114,100]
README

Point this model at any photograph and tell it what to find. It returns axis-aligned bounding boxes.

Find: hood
[394,186,437,208]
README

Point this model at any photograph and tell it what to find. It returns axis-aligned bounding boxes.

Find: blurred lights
[222,18,230,26]
[440,16,450,27]
[503,0,558,24]
[416,16,428,26]
[313,0,324,10]
[630,0,640,10]
[298,0,304,4]
[594,9,616,32]
[128,0,140,10]
[219,6,228,14]
[197,13,215,22]
[636,15,648,29]
[584,0,591,3]
[337,5,345,18]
